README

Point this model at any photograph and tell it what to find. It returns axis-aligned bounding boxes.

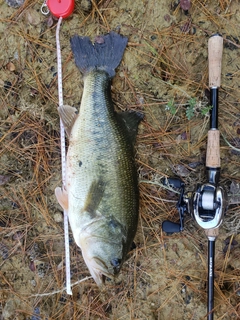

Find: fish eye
[110,258,121,268]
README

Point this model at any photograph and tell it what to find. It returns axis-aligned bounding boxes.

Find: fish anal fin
[58,105,78,137]
[55,187,69,211]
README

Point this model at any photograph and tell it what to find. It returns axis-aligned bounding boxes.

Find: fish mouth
[93,271,111,286]
[77,223,125,286]
[86,256,114,286]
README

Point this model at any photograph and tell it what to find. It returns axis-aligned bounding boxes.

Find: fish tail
[70,31,128,78]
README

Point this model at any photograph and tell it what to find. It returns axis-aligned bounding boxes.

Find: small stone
[29,260,36,272]
[0,174,10,185]
[174,164,190,177]
[4,81,12,90]
[12,231,23,241]
[31,279,36,287]
[5,0,25,8]
[95,35,105,44]
[54,213,63,223]
[164,14,171,23]
[25,8,41,26]
[181,132,187,140]
[180,0,191,11]
[6,62,15,72]
[80,0,92,12]
[46,15,54,28]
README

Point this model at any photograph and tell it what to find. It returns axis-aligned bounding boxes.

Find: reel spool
[189,183,226,231]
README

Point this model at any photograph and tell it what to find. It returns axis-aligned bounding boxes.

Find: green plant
[165,98,212,120]
[186,97,196,120]
[201,105,213,116]
[165,98,177,115]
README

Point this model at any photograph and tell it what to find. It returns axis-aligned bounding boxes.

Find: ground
[0,0,240,319]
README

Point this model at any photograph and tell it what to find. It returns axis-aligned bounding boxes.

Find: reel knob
[161,177,184,189]
[162,220,182,233]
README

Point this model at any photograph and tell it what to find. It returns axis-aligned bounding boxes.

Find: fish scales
[55,32,142,285]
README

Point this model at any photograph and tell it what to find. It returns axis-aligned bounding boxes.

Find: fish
[55,31,143,286]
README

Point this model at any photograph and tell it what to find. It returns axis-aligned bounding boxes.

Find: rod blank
[207,239,215,320]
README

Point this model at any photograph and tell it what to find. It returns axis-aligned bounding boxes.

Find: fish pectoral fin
[55,187,69,211]
[83,179,105,217]
[117,110,144,145]
[58,105,78,137]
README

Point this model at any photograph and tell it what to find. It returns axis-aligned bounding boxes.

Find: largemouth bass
[55,32,142,286]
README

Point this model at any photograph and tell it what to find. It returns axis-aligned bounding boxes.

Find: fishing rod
[162,34,227,320]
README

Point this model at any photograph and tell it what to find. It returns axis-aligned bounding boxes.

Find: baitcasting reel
[162,176,226,235]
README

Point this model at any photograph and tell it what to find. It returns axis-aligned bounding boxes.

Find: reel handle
[208,34,223,88]
[162,177,185,234]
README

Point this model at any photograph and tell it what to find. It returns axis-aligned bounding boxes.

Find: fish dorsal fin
[83,179,105,217]
[117,110,144,145]
[55,187,69,211]
[58,105,78,137]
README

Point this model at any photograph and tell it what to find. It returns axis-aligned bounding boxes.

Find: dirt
[0,0,240,319]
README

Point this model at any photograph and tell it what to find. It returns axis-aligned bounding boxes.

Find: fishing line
[28,277,92,297]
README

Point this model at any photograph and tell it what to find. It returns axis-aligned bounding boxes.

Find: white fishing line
[56,17,72,296]
[28,277,92,297]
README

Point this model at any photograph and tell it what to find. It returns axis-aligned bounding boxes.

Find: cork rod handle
[206,129,220,168]
[208,34,223,88]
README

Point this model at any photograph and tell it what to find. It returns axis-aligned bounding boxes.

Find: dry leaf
[6,62,15,72]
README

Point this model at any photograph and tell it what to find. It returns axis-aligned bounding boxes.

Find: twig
[221,134,240,152]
